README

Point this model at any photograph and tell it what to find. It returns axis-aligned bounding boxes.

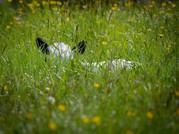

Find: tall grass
[0,1,178,134]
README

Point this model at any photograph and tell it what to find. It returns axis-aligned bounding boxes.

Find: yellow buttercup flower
[25,113,33,120]
[112,4,118,11]
[176,108,179,116]
[159,34,164,38]
[172,4,176,8]
[66,17,70,21]
[151,1,155,5]
[57,104,65,112]
[28,3,34,11]
[125,1,133,7]
[92,116,101,126]
[42,1,47,6]
[128,18,135,22]
[127,111,136,117]
[19,0,23,4]
[48,122,57,131]
[3,85,8,91]
[93,82,100,89]
[102,41,107,45]
[126,130,135,134]
[159,10,164,14]
[6,25,11,29]
[8,0,12,2]
[149,4,153,8]
[0,116,5,122]
[57,1,62,6]
[161,2,167,7]
[52,7,58,11]
[50,0,56,5]
[167,45,172,51]
[82,116,90,124]
[18,8,24,14]
[17,21,22,25]
[175,91,179,97]
[13,16,18,20]
[146,111,154,120]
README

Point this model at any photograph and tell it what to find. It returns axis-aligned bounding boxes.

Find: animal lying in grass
[36,37,141,72]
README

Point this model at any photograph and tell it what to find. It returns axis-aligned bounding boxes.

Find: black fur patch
[72,40,87,54]
[36,37,50,54]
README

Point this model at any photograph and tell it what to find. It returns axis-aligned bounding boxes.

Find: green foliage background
[0,0,178,134]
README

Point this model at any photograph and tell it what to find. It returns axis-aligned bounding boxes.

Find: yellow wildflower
[48,122,57,131]
[125,1,133,7]
[112,4,118,11]
[42,1,47,6]
[146,111,154,120]
[97,20,101,24]
[166,45,172,52]
[3,85,8,91]
[33,0,40,7]
[8,0,12,2]
[18,8,23,14]
[126,130,135,134]
[166,12,171,17]
[61,6,67,12]
[102,41,107,45]
[28,3,34,10]
[50,0,56,5]
[57,1,62,6]
[176,108,179,116]
[167,8,171,11]
[17,21,22,25]
[9,22,13,25]
[13,16,18,20]
[127,111,136,117]
[128,18,135,22]
[82,116,90,124]
[149,4,153,8]
[93,82,100,89]
[161,2,167,7]
[19,0,23,4]
[66,17,70,21]
[151,1,155,5]
[25,113,33,120]
[172,4,176,8]
[0,116,5,122]
[57,104,65,112]
[175,91,179,97]
[92,116,101,126]
[143,6,148,10]
[159,10,164,14]
[159,34,164,38]
[52,7,58,11]
[6,25,11,29]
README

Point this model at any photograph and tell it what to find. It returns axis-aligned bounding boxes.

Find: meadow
[0,0,178,134]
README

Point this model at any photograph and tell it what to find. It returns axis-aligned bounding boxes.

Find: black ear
[36,37,50,54]
[72,40,87,54]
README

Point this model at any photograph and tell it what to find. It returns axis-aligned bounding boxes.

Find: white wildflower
[47,96,56,104]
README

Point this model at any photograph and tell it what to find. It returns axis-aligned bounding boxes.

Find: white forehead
[54,42,71,51]
[49,42,73,60]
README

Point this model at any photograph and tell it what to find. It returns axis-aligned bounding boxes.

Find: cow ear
[36,37,50,54]
[72,40,87,54]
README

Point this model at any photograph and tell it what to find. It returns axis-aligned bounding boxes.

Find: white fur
[81,59,142,73]
[48,42,74,60]
[47,42,141,72]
